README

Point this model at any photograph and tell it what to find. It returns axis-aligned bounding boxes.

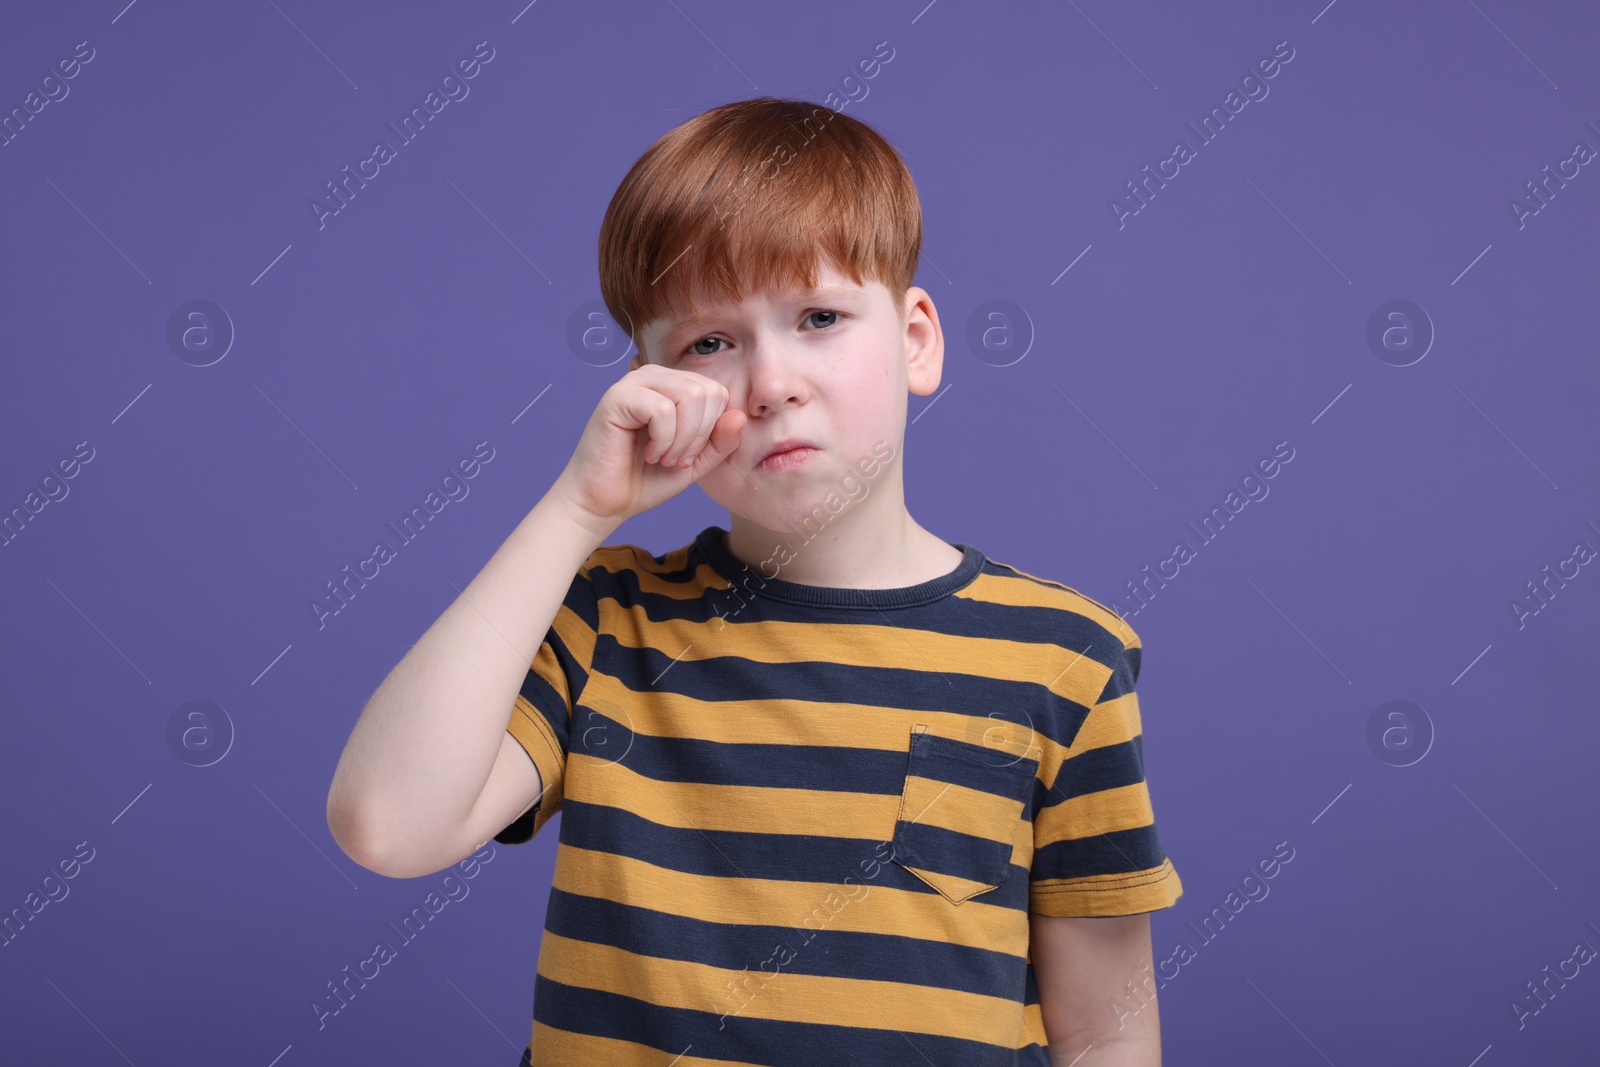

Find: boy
[328,96,1183,1066]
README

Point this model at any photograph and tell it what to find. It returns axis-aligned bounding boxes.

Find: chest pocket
[890,726,1040,904]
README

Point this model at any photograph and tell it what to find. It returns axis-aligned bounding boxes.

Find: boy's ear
[903,286,944,397]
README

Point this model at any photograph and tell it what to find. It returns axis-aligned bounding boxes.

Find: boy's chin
[704,491,862,536]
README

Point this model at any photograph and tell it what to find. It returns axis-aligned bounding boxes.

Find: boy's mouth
[756,439,820,471]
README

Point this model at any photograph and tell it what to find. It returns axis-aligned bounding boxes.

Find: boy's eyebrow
[665,285,865,334]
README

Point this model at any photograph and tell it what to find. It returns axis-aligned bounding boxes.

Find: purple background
[3,0,1597,1063]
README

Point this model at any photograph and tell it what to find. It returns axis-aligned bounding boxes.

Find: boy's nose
[740,341,807,416]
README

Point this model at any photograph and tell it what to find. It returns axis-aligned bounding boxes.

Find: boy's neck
[723,503,964,591]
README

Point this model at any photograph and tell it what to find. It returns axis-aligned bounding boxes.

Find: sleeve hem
[504,694,567,837]
[1029,859,1183,917]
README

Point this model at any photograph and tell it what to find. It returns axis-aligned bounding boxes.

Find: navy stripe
[543,887,1026,998]
[1044,737,1146,802]
[904,732,1040,794]
[531,975,1052,1067]
[1096,642,1136,703]
[893,821,1019,888]
[1031,824,1169,882]
[619,563,1127,658]
[560,799,1033,911]
[568,710,908,792]
[589,638,1096,751]
[509,565,601,747]
[494,810,536,845]
[517,667,572,747]
[585,551,699,602]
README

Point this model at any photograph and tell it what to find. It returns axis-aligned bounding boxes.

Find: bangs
[598,98,921,353]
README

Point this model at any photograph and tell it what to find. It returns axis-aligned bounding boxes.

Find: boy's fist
[552,364,746,535]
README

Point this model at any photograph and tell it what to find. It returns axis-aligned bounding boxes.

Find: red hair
[597,97,922,356]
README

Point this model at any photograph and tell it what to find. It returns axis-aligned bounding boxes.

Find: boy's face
[630,259,944,531]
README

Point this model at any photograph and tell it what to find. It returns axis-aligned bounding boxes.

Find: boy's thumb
[696,408,746,473]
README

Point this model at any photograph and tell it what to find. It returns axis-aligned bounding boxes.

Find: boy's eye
[680,309,845,358]
[686,336,725,358]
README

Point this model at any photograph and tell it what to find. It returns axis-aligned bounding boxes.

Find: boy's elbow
[326,782,404,877]
[327,791,379,872]
[326,791,473,880]
[330,812,417,879]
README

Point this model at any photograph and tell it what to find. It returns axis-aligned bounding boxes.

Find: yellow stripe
[586,543,715,602]
[605,603,1112,707]
[959,567,1138,647]
[527,1021,768,1067]
[555,598,599,670]
[584,548,754,618]
[898,774,1027,843]
[531,601,596,695]
[563,757,1038,871]
[536,929,1026,1043]
[1031,859,1183,918]
[506,695,568,834]
[551,844,1029,952]
[1034,782,1159,847]
[609,537,1135,681]
[1021,1001,1049,1047]
[964,718,1043,763]
[564,752,896,839]
[1063,690,1143,756]
[578,672,1073,765]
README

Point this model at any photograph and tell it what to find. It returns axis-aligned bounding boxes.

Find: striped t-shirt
[496,524,1182,1066]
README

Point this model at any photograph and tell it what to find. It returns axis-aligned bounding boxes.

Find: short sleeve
[493,554,603,845]
[1029,626,1183,916]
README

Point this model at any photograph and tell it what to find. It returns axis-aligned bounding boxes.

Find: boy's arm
[326,485,611,879]
[1031,912,1162,1066]
[326,364,745,879]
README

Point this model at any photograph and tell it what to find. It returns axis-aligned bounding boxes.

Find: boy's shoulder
[568,532,723,611]
[971,552,1139,651]
[576,537,700,583]
[580,540,668,573]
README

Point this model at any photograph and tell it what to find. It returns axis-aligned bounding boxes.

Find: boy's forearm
[1051,1037,1161,1067]
[327,483,612,872]
[1034,911,1164,1066]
